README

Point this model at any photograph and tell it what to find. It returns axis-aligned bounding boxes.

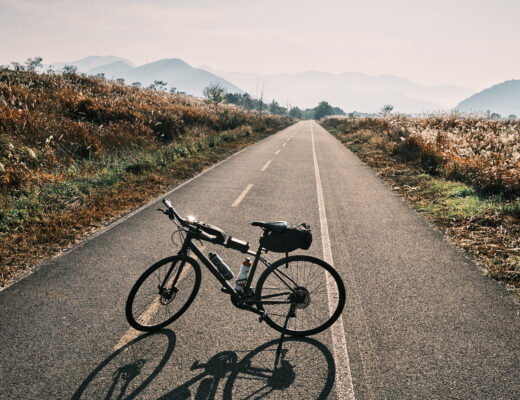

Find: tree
[508,114,517,120]
[132,82,142,87]
[10,62,25,71]
[332,106,346,116]
[269,100,286,115]
[169,87,177,94]
[289,107,303,119]
[116,78,125,85]
[241,93,255,110]
[314,101,334,120]
[153,80,167,91]
[25,57,43,72]
[257,82,265,118]
[224,92,241,105]
[62,65,78,74]
[380,104,394,116]
[203,82,226,105]
[303,108,315,119]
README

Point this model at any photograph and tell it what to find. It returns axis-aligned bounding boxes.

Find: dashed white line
[275,149,281,155]
[261,160,272,171]
[311,123,356,400]
[282,143,287,147]
[231,184,254,207]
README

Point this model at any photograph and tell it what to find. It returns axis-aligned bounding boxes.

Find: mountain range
[50,56,242,97]
[455,80,520,117]
[201,67,473,113]
[49,56,518,116]
[51,56,135,73]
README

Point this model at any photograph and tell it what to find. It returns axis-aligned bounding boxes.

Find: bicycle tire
[255,255,346,337]
[126,255,201,332]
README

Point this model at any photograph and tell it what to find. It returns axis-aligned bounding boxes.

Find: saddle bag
[260,223,312,253]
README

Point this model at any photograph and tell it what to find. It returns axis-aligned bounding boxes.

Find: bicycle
[125,199,346,337]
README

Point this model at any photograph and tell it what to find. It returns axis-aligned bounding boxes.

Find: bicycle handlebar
[161,198,225,244]
[162,198,183,222]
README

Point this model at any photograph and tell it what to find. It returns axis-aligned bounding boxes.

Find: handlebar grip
[163,198,173,210]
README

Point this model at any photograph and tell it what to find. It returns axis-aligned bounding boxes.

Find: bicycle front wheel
[126,256,201,332]
[256,255,346,336]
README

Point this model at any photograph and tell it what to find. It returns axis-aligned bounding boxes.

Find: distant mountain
[118,58,243,96]
[63,57,244,97]
[88,61,134,78]
[201,67,474,114]
[50,56,134,72]
[455,80,520,117]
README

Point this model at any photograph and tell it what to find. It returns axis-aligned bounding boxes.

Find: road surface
[1,121,519,399]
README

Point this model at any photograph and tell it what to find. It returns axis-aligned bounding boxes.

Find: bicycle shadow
[71,329,176,400]
[157,336,336,400]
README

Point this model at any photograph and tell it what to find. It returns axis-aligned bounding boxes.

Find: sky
[1,0,519,91]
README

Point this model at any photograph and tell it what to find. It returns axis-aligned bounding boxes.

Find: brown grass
[322,116,520,297]
[0,68,291,287]
[323,115,520,196]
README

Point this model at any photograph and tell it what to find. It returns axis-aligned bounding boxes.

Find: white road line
[311,123,356,400]
[231,184,254,207]
[282,142,287,147]
[261,160,272,171]
[275,149,281,155]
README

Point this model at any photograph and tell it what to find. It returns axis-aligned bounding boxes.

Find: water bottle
[208,252,234,280]
[235,258,252,292]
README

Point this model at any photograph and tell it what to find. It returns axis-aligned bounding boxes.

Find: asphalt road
[1,121,519,399]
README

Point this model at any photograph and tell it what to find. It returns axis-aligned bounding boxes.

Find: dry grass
[324,115,520,196]
[322,115,520,297]
[0,68,290,287]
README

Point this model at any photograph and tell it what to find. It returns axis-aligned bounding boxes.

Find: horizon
[1,0,519,92]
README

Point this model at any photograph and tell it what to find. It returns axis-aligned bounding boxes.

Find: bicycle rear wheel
[255,255,346,336]
[126,255,201,332]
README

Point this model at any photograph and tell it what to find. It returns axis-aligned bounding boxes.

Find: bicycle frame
[169,228,270,316]
[164,228,298,319]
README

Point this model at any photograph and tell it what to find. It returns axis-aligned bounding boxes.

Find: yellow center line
[275,149,281,155]
[114,264,191,350]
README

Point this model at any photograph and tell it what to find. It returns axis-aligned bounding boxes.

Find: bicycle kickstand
[274,303,296,370]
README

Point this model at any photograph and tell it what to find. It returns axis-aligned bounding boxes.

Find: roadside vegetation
[321,115,520,297]
[0,65,290,287]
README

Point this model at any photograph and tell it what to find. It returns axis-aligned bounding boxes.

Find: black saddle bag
[260,223,312,253]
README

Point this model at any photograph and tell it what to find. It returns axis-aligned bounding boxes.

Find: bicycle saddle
[251,221,287,233]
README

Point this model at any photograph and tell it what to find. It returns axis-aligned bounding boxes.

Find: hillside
[0,67,289,286]
[456,80,520,117]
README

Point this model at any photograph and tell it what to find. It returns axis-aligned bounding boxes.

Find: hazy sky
[1,0,519,90]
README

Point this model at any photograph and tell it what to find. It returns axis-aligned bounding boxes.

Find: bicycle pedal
[220,286,232,294]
